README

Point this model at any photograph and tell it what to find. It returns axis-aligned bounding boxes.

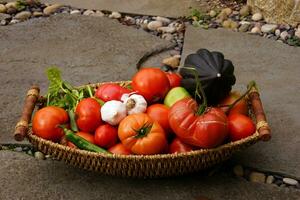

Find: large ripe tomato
[67,132,95,148]
[169,138,193,154]
[95,83,131,102]
[169,97,228,148]
[75,98,102,133]
[32,106,69,142]
[228,113,256,141]
[108,143,131,155]
[165,72,182,88]
[118,113,167,155]
[146,104,171,134]
[218,91,248,116]
[94,124,118,148]
[132,68,170,103]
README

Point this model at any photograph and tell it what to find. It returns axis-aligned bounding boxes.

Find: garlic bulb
[100,100,127,125]
[121,93,147,115]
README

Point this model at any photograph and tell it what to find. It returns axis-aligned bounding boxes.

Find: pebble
[283,178,298,186]
[249,172,266,183]
[27,150,33,155]
[266,175,275,184]
[83,10,94,16]
[0,13,11,20]
[147,20,163,31]
[157,26,176,33]
[0,4,6,13]
[9,19,19,24]
[209,10,217,18]
[240,5,251,17]
[222,8,232,16]
[252,13,263,21]
[6,7,17,14]
[233,165,244,177]
[216,11,228,22]
[154,16,171,25]
[5,2,17,9]
[275,29,281,36]
[280,31,289,40]
[162,56,180,69]
[0,19,6,25]
[34,151,45,160]
[14,11,31,21]
[70,9,81,15]
[161,33,174,41]
[92,10,105,17]
[109,11,121,19]
[295,28,300,38]
[14,147,23,152]
[261,24,277,33]
[222,20,231,28]
[124,16,135,25]
[33,11,43,17]
[1,145,9,150]
[43,4,63,15]
[239,23,250,32]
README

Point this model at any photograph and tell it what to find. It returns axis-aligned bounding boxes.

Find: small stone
[222,20,231,28]
[27,150,33,155]
[124,16,135,25]
[266,175,275,184]
[83,10,94,16]
[0,19,6,25]
[162,56,180,69]
[70,9,81,15]
[43,4,63,15]
[233,165,244,177]
[9,18,19,24]
[295,28,300,38]
[216,11,228,22]
[157,26,176,33]
[6,7,17,14]
[154,16,171,25]
[280,31,289,40]
[33,11,43,17]
[283,178,298,186]
[230,21,238,29]
[34,151,45,160]
[240,5,251,17]
[232,11,239,16]
[1,145,9,150]
[239,23,250,32]
[0,4,6,13]
[209,10,217,18]
[109,11,121,19]
[161,33,173,41]
[280,184,287,188]
[275,29,281,36]
[252,13,263,21]
[261,24,277,33]
[92,10,105,17]
[0,13,11,20]
[147,20,163,31]
[14,147,23,152]
[249,172,266,183]
[5,2,17,9]
[45,155,51,159]
[14,11,31,21]
[222,8,232,16]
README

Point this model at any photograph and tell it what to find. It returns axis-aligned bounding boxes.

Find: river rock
[109,11,121,19]
[43,4,63,15]
[154,16,171,25]
[5,2,17,9]
[147,20,163,31]
[222,8,232,16]
[216,11,228,22]
[275,29,281,36]
[157,26,176,33]
[251,26,261,34]
[83,10,94,16]
[6,7,17,14]
[261,24,277,33]
[92,11,105,17]
[161,33,173,41]
[239,23,250,32]
[209,10,217,18]
[252,13,263,21]
[240,5,251,17]
[0,13,11,21]
[34,151,45,160]
[70,10,81,15]
[162,56,180,69]
[283,178,298,186]
[295,28,300,38]
[280,31,289,40]
[33,11,43,17]
[249,172,266,183]
[0,4,6,13]
[14,11,31,21]
[266,175,275,184]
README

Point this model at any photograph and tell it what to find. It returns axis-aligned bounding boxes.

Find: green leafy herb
[287,36,300,47]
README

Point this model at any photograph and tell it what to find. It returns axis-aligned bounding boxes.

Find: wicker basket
[14,81,271,178]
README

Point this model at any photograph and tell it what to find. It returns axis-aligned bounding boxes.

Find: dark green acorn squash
[179,49,236,105]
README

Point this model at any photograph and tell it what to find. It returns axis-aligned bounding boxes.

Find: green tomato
[164,87,191,107]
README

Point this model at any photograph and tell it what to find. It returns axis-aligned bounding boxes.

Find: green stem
[134,123,153,139]
[67,109,78,132]
[86,85,94,97]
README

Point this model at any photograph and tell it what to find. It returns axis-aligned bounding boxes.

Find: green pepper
[164,87,191,107]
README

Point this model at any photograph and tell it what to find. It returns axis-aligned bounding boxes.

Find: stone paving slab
[38,0,210,18]
[0,14,172,144]
[181,26,300,178]
[1,151,300,200]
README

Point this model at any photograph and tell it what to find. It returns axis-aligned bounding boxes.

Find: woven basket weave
[15,81,270,178]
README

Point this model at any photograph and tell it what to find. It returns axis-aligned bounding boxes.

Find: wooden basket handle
[248,83,271,141]
[14,85,40,141]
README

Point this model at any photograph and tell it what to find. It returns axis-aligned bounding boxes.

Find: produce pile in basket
[26,49,264,156]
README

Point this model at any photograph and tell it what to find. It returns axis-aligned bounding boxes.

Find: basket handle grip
[248,83,271,141]
[14,85,40,141]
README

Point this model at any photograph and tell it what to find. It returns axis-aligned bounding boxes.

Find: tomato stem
[134,123,153,138]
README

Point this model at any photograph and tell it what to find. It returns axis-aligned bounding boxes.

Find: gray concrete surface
[39,0,210,18]
[0,14,172,143]
[1,151,300,200]
[181,26,300,179]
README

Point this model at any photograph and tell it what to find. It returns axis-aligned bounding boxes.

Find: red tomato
[95,83,131,102]
[218,91,248,116]
[67,132,95,148]
[228,113,256,141]
[146,104,171,134]
[165,72,182,88]
[118,113,168,155]
[169,98,228,148]
[108,143,131,155]
[75,98,102,133]
[132,68,170,103]
[32,106,69,142]
[169,138,193,154]
[94,124,118,148]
